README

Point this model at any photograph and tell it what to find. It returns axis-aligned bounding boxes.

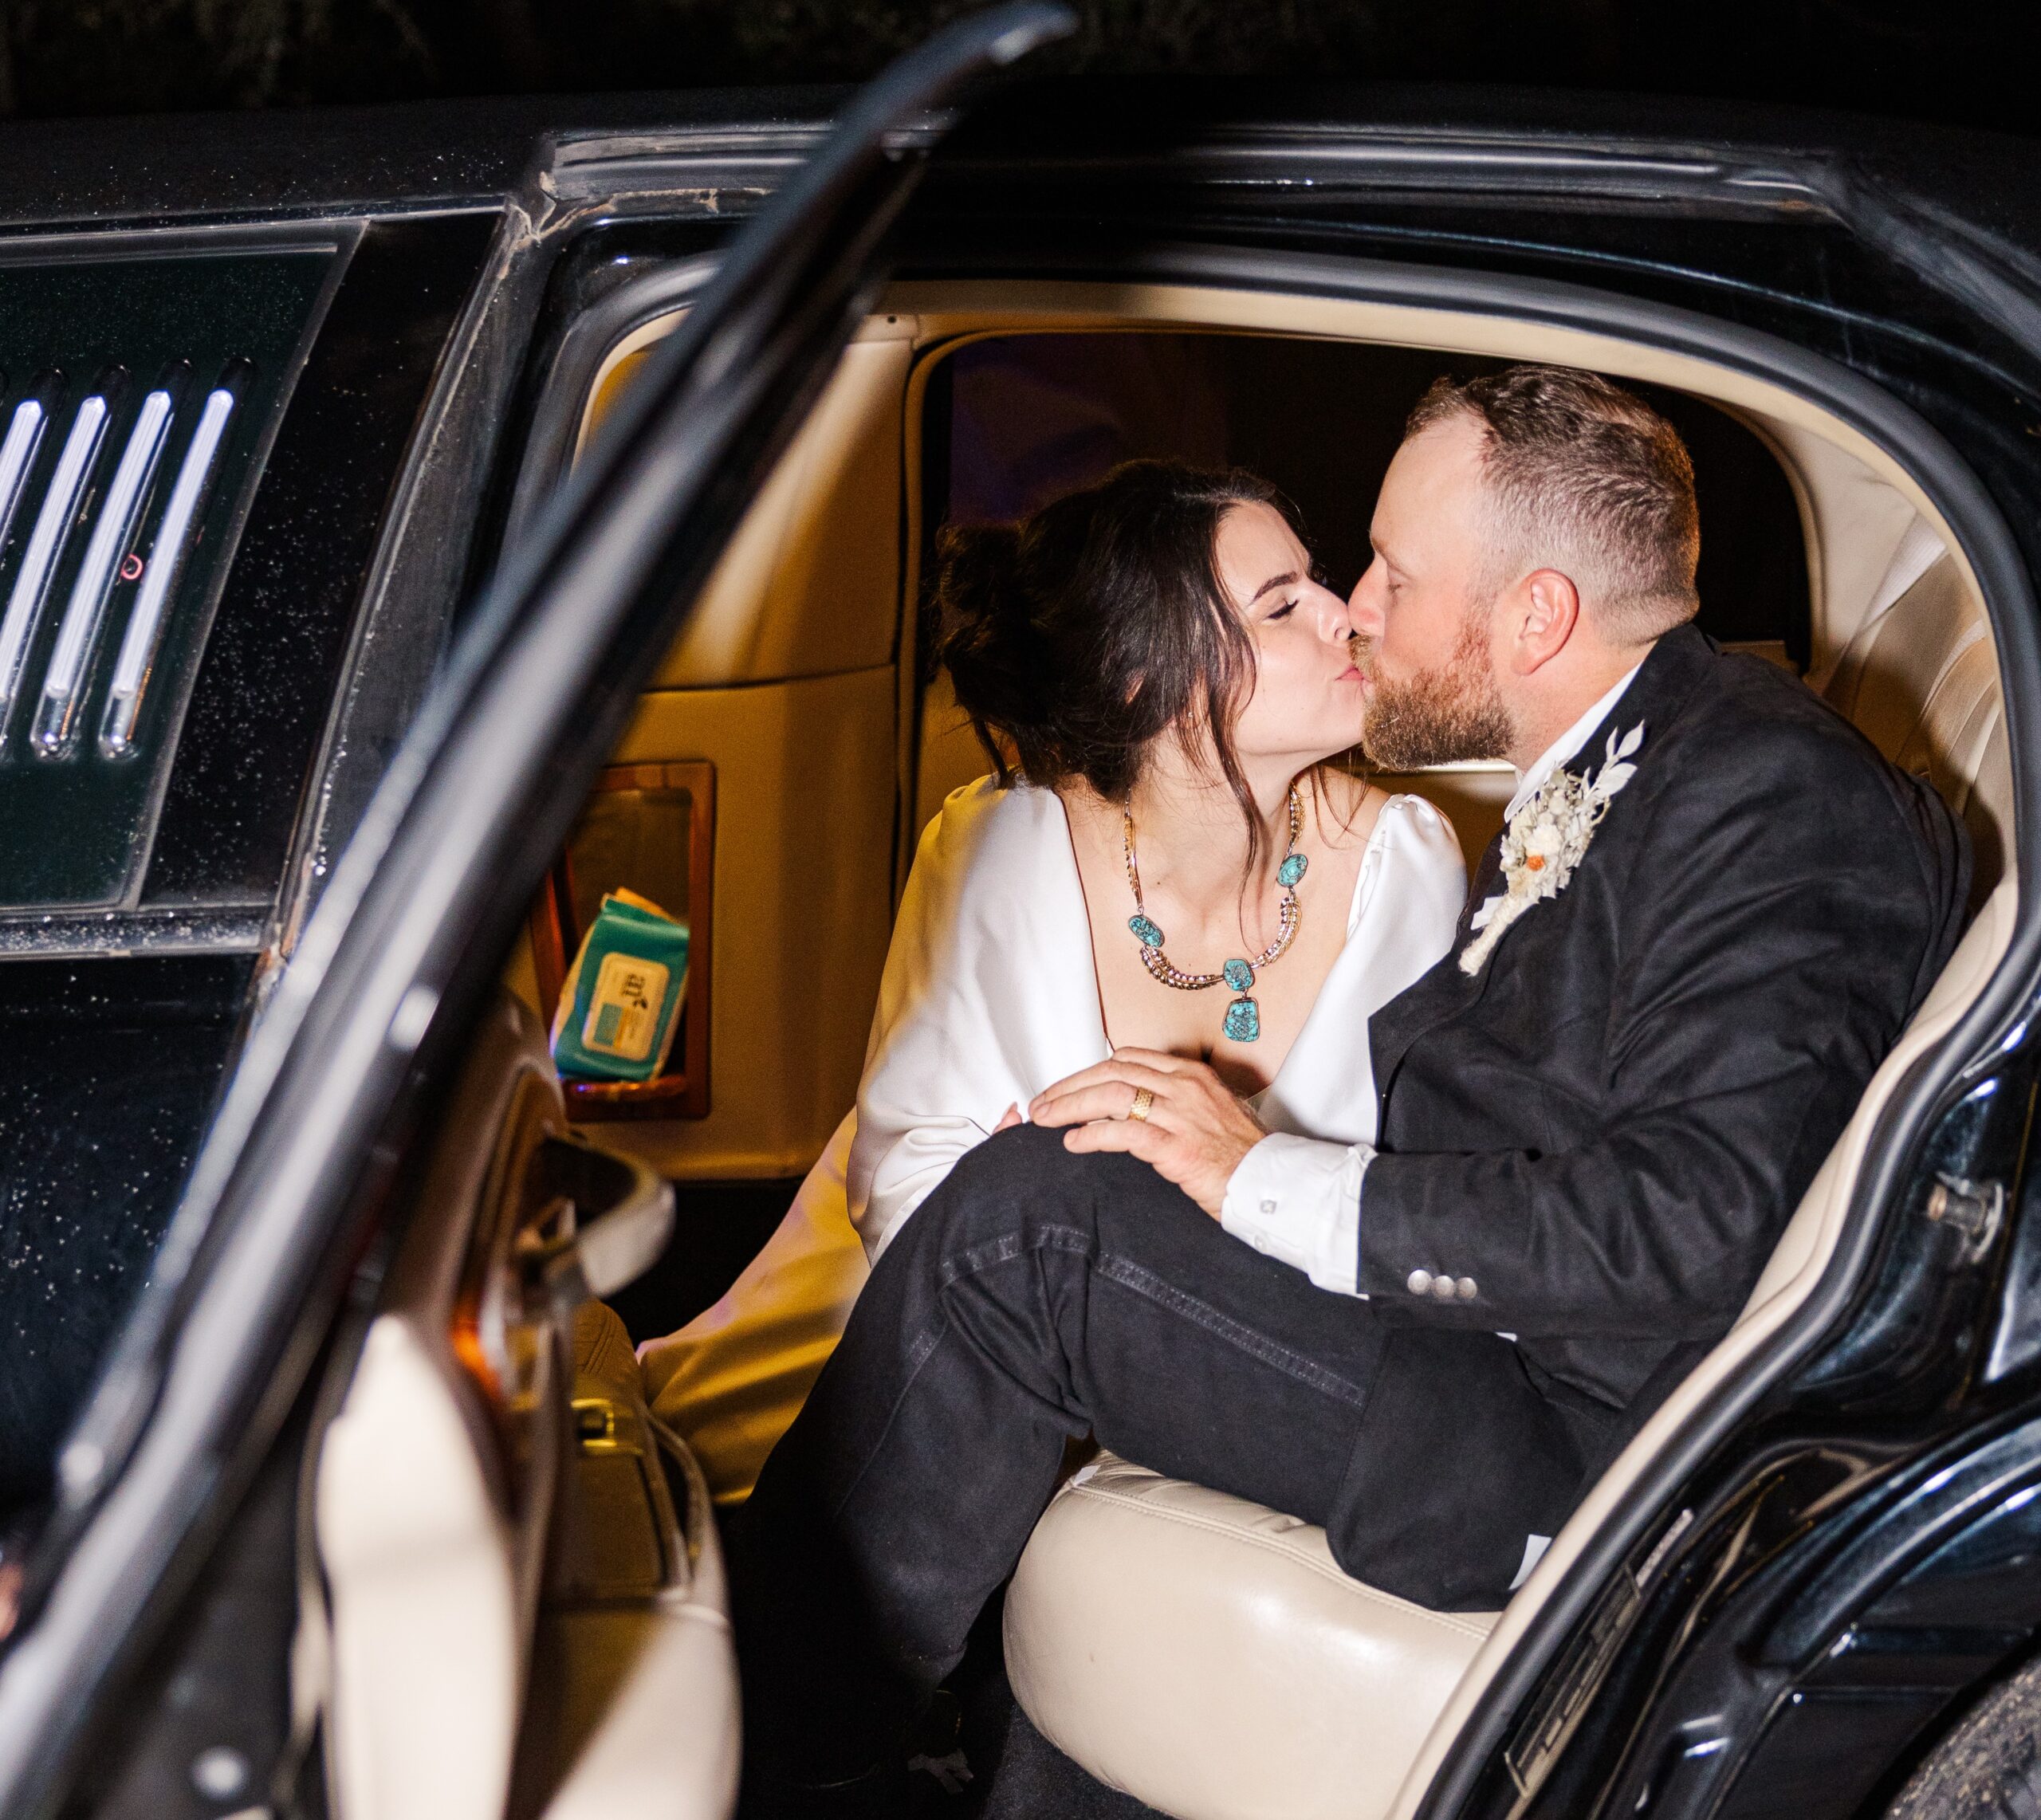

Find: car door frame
[0,8,1072,1813]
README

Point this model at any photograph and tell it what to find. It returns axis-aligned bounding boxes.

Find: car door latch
[1925,1172,2004,1260]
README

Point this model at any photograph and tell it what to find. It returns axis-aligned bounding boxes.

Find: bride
[639,458,1465,1497]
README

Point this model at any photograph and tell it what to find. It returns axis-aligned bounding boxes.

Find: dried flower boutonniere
[1459,722,1646,976]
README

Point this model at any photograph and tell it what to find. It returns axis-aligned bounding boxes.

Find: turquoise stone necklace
[1122,784,1308,1044]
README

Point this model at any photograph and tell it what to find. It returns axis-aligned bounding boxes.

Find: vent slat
[102,384,238,757]
[0,395,108,743]
[0,402,48,587]
[34,387,174,757]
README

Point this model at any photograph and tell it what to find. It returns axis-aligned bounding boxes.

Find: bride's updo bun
[934,458,1295,808]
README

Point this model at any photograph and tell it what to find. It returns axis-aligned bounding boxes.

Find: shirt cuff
[1220,1133,1371,1295]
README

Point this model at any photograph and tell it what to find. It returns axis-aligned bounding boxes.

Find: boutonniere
[1459,722,1646,976]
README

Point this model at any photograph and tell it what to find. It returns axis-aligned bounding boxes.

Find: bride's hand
[1028,1050,1265,1220]
[993,1103,1024,1133]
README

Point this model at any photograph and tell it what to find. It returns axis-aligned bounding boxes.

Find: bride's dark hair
[934,458,1301,863]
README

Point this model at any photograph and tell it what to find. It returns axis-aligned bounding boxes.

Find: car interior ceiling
[451,289,2019,1818]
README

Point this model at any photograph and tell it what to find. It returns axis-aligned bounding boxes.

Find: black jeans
[730,1122,1397,1783]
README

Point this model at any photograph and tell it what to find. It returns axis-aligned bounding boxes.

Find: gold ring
[1128,1087,1155,1122]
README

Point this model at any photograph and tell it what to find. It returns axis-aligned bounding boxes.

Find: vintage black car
[2,9,2040,1818]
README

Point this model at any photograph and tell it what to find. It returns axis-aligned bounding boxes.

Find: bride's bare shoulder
[1310,768,1389,850]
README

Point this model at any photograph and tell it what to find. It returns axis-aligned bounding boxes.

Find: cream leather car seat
[1006,1459,1500,1820]
[1004,546,2012,1820]
[1823,547,2012,904]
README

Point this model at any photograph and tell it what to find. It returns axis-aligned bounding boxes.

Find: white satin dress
[639,776,1466,1500]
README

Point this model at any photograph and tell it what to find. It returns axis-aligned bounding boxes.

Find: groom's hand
[1028,1050,1265,1220]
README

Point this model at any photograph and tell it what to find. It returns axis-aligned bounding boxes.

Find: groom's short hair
[1406,365,1701,643]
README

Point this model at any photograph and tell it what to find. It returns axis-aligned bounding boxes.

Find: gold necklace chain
[1122,786,1308,1044]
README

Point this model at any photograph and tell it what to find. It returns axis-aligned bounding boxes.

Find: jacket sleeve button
[1406,1268,1433,1295]
[1431,1275,1458,1300]
[1457,1276,1478,1299]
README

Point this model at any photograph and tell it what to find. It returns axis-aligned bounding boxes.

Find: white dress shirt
[1221,662,1644,1293]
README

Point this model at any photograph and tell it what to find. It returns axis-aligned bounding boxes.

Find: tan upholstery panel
[582,666,899,1181]
[317,996,566,1820]
[580,316,915,689]
[1827,553,1984,754]
[1822,550,2010,902]
[525,1431,739,1820]
[911,671,990,843]
[529,1606,740,1820]
[1968,710,2015,918]
[1006,1458,1496,1820]
[1363,765,1512,875]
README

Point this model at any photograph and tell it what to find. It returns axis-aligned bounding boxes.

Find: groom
[732,366,1970,1792]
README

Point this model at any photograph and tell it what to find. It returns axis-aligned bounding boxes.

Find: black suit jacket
[1329,627,1970,1608]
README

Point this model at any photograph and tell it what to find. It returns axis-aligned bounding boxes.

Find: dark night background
[0,0,2034,128]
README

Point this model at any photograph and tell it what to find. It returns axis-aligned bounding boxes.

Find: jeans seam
[832,1221,1368,1525]
[938,1224,1370,1406]
[1096,1252,1372,1408]
[935,1222,1094,1287]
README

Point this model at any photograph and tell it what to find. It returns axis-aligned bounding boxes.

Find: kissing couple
[646,364,1972,1807]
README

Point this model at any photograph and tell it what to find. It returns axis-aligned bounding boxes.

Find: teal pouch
[549,889,690,1083]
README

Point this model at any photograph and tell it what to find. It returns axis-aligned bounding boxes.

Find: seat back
[1822,546,2012,906]
[1727,544,2011,1329]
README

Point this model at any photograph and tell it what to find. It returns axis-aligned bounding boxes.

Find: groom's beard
[1355,612,1516,771]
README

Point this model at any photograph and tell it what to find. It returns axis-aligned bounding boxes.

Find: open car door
[0,7,1072,1818]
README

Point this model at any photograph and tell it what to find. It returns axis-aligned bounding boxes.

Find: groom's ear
[1504,568,1583,676]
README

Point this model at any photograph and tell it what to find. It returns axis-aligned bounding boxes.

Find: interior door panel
[511,665,898,1182]
[513,1403,738,1820]
[317,992,733,1820]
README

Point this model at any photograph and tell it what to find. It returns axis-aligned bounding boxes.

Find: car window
[918,328,1811,860]
[938,330,1808,659]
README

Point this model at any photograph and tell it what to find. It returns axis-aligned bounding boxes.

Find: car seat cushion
[1005,1455,1498,1820]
